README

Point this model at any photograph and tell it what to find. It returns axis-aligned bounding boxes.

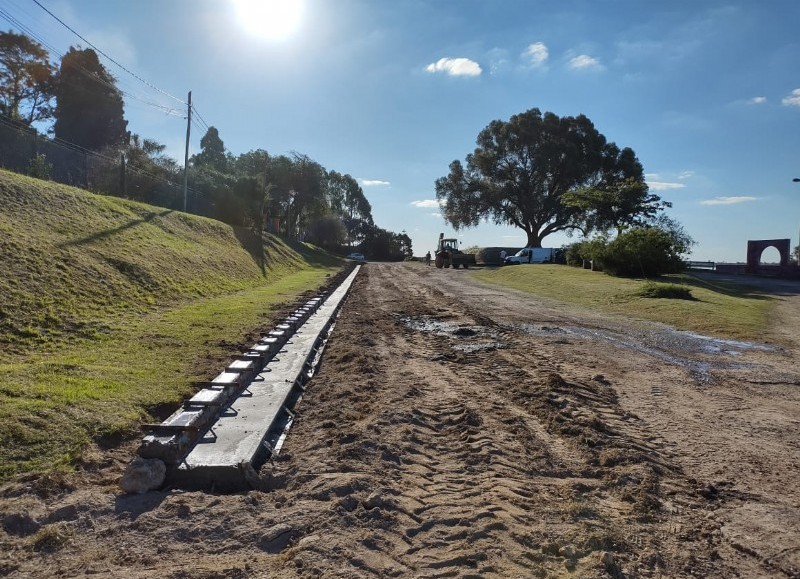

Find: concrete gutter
[133,265,360,492]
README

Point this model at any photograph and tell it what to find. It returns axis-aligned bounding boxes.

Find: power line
[191,102,211,133]
[2,3,221,161]
[29,0,186,105]
[0,7,185,118]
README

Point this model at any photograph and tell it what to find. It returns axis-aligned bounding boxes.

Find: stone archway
[746,239,790,274]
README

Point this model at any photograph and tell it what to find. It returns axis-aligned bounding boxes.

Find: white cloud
[425,57,482,77]
[782,89,800,107]
[360,179,390,187]
[647,181,687,191]
[748,96,767,105]
[678,171,695,180]
[568,54,602,71]
[522,42,548,68]
[644,173,660,180]
[700,196,758,206]
[411,200,439,208]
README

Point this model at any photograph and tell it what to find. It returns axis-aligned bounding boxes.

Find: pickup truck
[504,247,556,265]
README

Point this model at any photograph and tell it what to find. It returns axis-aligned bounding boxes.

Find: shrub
[637,282,694,300]
[27,154,52,180]
[564,237,607,267]
[598,227,686,277]
[306,215,347,249]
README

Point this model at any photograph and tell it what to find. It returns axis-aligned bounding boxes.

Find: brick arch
[746,239,790,273]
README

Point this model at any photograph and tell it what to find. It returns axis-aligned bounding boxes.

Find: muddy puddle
[400,314,779,382]
[518,323,776,383]
[401,315,506,352]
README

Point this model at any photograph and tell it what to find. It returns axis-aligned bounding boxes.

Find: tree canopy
[0,31,410,259]
[0,30,56,124]
[435,108,665,247]
[193,126,227,172]
[53,47,127,150]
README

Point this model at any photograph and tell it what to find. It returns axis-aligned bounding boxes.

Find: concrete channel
[133,265,361,491]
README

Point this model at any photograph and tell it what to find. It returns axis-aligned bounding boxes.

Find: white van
[504,247,556,265]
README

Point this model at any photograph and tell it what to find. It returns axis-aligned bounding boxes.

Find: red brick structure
[745,239,791,275]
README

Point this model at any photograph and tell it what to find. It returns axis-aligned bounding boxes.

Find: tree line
[0,30,411,260]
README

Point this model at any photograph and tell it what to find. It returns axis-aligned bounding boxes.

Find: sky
[3,0,800,262]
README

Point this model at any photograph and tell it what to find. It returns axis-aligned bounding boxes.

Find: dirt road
[2,263,799,578]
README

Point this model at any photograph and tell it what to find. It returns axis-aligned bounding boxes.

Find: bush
[598,227,686,277]
[637,282,694,300]
[564,238,607,267]
[307,215,347,249]
[27,154,52,180]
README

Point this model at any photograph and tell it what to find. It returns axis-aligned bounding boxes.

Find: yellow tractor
[435,233,476,269]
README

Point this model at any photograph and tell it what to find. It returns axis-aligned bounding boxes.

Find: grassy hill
[0,170,342,479]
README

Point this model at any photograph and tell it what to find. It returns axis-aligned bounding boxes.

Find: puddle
[402,315,776,383]
[682,333,775,355]
[401,315,507,353]
[402,316,485,337]
[518,324,774,383]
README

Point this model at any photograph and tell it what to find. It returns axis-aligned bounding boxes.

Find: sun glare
[232,0,305,41]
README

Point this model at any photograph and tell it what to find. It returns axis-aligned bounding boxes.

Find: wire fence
[0,116,188,210]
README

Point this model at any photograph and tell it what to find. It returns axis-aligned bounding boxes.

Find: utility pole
[120,153,127,198]
[183,90,192,212]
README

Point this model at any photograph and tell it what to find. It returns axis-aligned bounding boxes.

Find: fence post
[120,153,127,197]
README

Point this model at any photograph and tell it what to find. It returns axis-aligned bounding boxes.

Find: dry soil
[1,263,799,578]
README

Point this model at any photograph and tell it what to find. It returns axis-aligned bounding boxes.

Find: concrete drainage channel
[121,265,361,493]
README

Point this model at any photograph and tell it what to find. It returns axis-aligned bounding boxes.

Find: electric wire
[191,102,212,133]
[1,2,218,161]
[0,7,185,118]
[29,0,186,105]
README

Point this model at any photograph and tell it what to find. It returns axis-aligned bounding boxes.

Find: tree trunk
[525,233,543,248]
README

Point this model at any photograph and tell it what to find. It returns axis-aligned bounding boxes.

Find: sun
[232,0,305,41]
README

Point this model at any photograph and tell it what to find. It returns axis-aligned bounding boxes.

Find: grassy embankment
[472,265,775,341]
[0,170,342,480]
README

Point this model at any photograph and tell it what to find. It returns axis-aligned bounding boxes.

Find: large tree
[435,108,662,247]
[325,170,373,245]
[193,126,227,171]
[53,47,127,150]
[0,31,56,124]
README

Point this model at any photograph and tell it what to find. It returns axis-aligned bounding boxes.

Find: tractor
[435,233,476,269]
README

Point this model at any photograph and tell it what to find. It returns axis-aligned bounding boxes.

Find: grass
[0,170,343,480]
[472,265,775,341]
[636,282,694,300]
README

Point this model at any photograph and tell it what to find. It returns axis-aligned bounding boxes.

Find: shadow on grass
[60,210,174,247]
[657,274,781,301]
[232,226,266,275]
[286,239,344,268]
[231,228,342,274]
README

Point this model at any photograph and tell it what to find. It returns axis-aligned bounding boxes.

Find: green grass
[472,265,774,341]
[636,281,694,300]
[0,170,343,479]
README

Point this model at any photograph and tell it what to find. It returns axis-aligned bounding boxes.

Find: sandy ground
[1,263,799,578]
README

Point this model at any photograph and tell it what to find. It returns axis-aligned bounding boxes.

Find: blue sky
[4,0,800,261]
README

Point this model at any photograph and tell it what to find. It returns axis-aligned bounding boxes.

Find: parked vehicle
[504,247,556,265]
